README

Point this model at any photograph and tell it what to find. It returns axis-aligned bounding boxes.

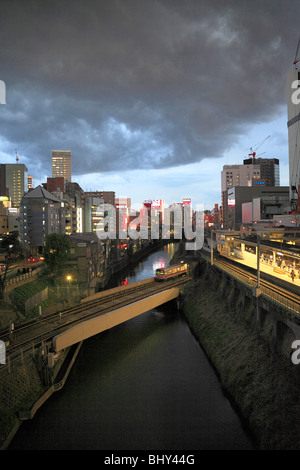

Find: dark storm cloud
[0,0,298,179]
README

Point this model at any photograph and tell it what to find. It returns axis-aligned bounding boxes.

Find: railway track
[214,258,300,314]
[0,276,190,374]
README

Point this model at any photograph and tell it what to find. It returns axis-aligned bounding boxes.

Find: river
[8,243,253,450]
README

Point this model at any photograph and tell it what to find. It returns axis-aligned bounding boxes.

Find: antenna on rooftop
[15,149,19,163]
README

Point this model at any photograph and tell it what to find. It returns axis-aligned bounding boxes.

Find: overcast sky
[0,0,299,209]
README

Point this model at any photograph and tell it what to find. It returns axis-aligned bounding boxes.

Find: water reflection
[152,258,166,271]
[8,242,253,450]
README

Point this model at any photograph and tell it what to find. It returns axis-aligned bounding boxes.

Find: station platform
[228,255,300,288]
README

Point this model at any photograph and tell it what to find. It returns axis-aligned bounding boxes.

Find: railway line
[2,253,299,378]
[0,276,190,376]
[214,257,300,315]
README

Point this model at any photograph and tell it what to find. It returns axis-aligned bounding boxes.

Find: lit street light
[66,275,72,298]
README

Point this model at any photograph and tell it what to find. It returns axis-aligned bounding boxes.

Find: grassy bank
[181,262,300,450]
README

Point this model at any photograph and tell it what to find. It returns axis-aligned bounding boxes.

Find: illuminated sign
[144,200,152,208]
[152,199,164,209]
[116,203,127,210]
[182,198,191,205]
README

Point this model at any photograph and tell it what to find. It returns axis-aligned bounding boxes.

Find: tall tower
[286,41,300,209]
[4,164,28,207]
[52,150,72,183]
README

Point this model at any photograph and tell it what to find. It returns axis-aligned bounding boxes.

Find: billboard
[182,198,191,205]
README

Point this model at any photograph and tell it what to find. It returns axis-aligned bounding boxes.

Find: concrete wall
[205,259,300,362]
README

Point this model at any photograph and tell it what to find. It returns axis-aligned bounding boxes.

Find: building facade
[19,186,65,251]
[287,61,300,208]
[0,163,28,207]
[221,163,261,193]
[52,150,72,183]
[242,157,280,187]
[83,191,115,206]
[223,186,289,230]
[63,232,104,288]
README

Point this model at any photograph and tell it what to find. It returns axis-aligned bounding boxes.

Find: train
[155,263,188,281]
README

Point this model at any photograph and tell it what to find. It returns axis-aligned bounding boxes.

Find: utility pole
[211,230,214,266]
[256,234,260,293]
[255,233,261,329]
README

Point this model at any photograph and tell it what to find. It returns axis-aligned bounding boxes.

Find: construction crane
[248,135,270,159]
[293,36,300,65]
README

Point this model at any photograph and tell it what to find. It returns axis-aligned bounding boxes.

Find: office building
[28,175,34,189]
[84,191,115,206]
[221,158,280,227]
[221,158,280,193]
[242,157,280,187]
[223,186,289,230]
[0,164,8,197]
[287,60,300,208]
[83,196,105,233]
[19,185,65,250]
[0,163,28,208]
[52,150,72,183]
[83,191,116,235]
[221,164,260,193]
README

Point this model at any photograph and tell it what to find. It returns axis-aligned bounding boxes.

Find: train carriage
[155,263,188,281]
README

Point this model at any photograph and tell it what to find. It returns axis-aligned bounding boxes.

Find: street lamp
[66,275,72,298]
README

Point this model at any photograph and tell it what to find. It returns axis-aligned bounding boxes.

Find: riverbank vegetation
[181,259,300,450]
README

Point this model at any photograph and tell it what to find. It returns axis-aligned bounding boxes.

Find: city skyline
[0,1,297,209]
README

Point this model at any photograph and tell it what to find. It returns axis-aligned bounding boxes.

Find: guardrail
[214,260,300,315]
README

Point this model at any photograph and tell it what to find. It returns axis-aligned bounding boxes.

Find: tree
[43,233,71,274]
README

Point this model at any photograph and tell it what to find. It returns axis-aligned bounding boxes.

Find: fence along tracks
[215,259,300,315]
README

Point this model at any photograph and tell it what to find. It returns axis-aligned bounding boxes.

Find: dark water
[8,243,253,450]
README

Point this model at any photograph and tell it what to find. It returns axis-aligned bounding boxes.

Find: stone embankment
[181,257,300,450]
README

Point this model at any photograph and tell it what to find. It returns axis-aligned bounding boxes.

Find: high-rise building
[287,59,300,208]
[242,157,280,187]
[221,164,262,192]
[52,150,72,183]
[0,164,7,197]
[0,163,28,207]
[221,158,280,227]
